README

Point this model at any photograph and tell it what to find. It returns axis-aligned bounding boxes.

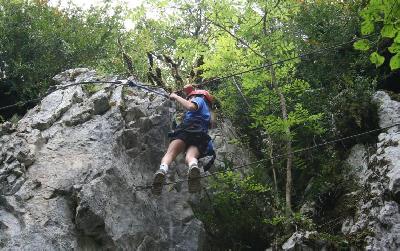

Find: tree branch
[204,16,268,60]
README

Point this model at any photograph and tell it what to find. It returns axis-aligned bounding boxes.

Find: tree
[0,0,125,118]
[197,0,325,213]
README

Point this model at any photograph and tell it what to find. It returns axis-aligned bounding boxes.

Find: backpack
[202,140,216,172]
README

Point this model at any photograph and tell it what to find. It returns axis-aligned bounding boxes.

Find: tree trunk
[267,133,279,205]
[270,67,293,214]
[279,89,293,214]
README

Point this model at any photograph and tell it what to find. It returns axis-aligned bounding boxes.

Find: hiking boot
[188,163,201,193]
[152,169,166,195]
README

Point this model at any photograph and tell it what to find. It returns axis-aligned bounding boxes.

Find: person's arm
[170,93,198,111]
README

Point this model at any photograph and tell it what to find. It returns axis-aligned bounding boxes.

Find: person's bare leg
[153,139,186,195]
[185,145,200,166]
[161,139,186,167]
[186,145,201,193]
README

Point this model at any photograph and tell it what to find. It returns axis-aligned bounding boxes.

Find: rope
[127,80,169,98]
[232,76,251,109]
[134,122,400,191]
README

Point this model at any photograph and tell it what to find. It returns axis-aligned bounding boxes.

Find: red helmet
[188,90,213,104]
[183,84,195,95]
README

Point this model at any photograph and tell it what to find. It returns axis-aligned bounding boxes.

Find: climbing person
[152,84,214,195]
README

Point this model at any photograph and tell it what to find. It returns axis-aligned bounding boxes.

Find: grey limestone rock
[346,144,369,184]
[0,122,15,136]
[373,91,400,129]
[90,89,111,115]
[0,68,250,250]
[282,231,318,251]
[341,91,400,250]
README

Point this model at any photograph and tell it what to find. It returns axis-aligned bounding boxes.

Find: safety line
[134,122,400,191]
[50,80,123,90]
[127,80,170,98]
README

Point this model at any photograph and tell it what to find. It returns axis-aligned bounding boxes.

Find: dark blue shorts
[169,130,210,157]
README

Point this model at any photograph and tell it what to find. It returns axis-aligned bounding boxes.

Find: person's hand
[169,93,179,100]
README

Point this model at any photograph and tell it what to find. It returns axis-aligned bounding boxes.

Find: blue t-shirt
[182,97,210,132]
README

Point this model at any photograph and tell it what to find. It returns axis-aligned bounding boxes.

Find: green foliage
[0,0,126,118]
[330,75,379,145]
[294,0,378,145]
[262,212,316,246]
[82,83,104,96]
[390,52,400,70]
[264,211,315,230]
[194,169,275,250]
[304,232,357,249]
[353,39,371,51]
[1,0,391,247]
[370,51,385,67]
[355,0,400,70]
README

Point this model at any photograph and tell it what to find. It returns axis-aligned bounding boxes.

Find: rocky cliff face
[281,91,400,250]
[343,91,400,250]
[0,68,250,250]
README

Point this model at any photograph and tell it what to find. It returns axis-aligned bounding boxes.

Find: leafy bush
[194,170,275,250]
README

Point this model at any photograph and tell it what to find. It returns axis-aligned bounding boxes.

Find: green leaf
[361,20,374,35]
[370,0,380,5]
[390,53,400,70]
[370,51,385,67]
[381,24,396,38]
[395,33,400,44]
[388,43,400,54]
[353,39,371,51]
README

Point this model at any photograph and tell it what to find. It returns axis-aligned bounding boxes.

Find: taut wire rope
[133,122,400,191]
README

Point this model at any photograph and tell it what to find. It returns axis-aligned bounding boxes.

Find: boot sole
[188,167,201,193]
[152,172,165,195]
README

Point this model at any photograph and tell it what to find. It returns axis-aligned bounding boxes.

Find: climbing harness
[125,80,218,171]
[168,116,216,171]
